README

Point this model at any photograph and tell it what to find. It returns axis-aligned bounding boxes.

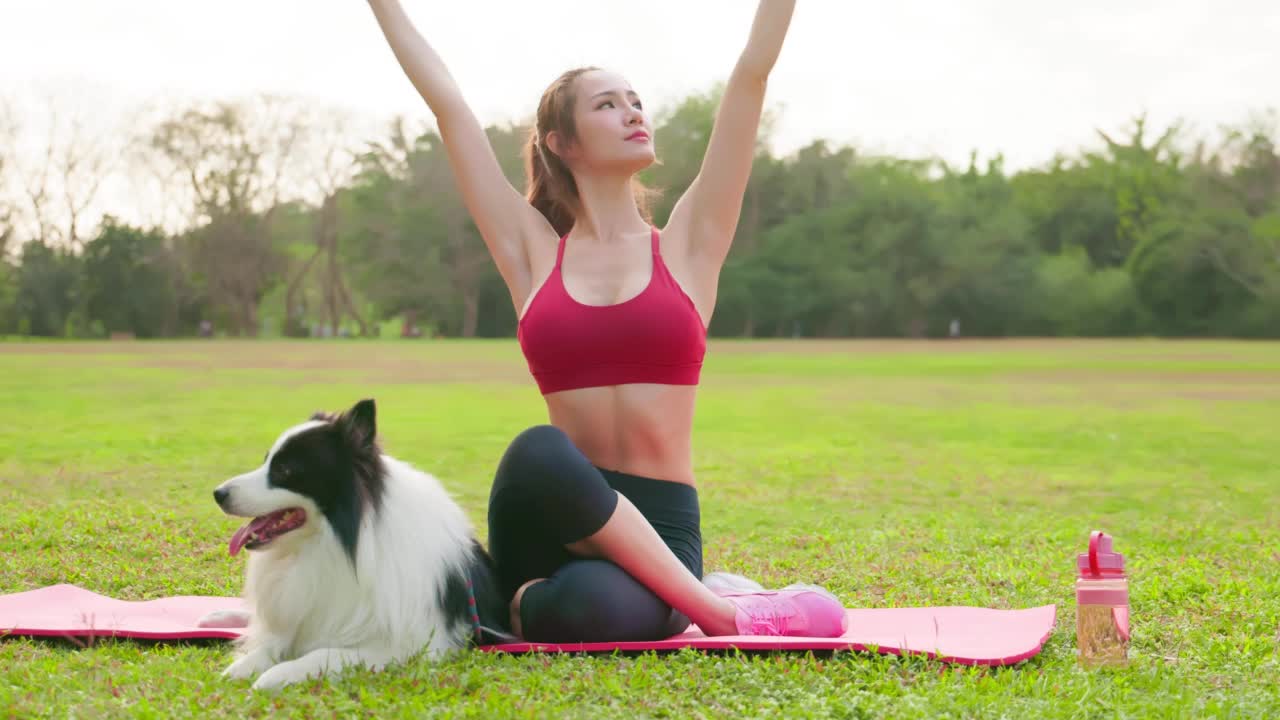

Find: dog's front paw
[223,649,275,681]
[197,609,251,629]
[251,660,313,692]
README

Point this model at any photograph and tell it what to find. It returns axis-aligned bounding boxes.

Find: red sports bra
[517,227,707,395]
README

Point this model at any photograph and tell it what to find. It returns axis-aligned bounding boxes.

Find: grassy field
[1,338,1278,719]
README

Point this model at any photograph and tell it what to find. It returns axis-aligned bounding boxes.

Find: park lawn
[1,338,1278,719]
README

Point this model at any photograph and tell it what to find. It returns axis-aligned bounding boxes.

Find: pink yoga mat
[0,584,1056,666]
[0,584,244,641]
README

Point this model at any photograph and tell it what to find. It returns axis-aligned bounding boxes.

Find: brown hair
[524,67,659,237]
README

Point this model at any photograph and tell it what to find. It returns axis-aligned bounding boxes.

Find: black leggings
[487,425,703,643]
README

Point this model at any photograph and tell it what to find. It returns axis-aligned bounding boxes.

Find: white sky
[2,0,1278,230]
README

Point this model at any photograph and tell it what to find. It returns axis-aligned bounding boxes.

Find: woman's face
[557,69,656,176]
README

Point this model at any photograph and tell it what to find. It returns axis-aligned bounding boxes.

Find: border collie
[197,398,513,691]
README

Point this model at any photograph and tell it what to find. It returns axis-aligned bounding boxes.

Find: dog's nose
[213,487,230,506]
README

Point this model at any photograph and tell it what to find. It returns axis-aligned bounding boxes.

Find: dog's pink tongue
[228,515,274,557]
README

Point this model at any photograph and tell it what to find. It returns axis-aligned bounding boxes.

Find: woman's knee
[490,425,617,544]
[501,424,572,469]
[493,425,576,495]
[519,561,675,643]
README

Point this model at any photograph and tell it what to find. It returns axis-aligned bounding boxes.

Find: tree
[1094,114,1187,269]
[931,153,1041,337]
[10,239,80,337]
[81,217,177,338]
[737,157,943,337]
[1125,112,1280,336]
[1012,159,1119,265]
[342,118,527,337]
[0,95,114,250]
[0,98,17,245]
[342,119,454,334]
[1192,112,1280,311]
[140,96,309,335]
[0,223,15,334]
[281,109,369,337]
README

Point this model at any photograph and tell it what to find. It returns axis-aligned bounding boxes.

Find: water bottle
[1076,530,1130,667]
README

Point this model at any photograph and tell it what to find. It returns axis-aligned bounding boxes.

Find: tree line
[1,90,1276,339]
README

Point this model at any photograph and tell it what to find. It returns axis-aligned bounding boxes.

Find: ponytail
[524,127,579,238]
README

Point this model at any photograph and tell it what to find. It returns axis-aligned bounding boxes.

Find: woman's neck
[569,172,649,243]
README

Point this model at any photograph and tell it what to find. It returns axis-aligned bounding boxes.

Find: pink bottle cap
[1077,530,1126,577]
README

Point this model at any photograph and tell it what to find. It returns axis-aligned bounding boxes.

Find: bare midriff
[544,383,698,486]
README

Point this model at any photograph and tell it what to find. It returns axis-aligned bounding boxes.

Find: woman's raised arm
[665,0,796,270]
[366,0,552,303]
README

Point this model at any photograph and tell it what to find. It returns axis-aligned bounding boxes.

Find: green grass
[2,338,1279,719]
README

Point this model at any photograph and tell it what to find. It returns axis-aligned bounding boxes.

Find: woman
[366,0,846,642]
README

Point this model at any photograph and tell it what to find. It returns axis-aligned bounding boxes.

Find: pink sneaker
[719,585,848,638]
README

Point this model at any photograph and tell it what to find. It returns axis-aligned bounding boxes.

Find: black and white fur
[199,398,511,691]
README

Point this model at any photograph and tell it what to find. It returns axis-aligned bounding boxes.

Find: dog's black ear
[339,398,377,449]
